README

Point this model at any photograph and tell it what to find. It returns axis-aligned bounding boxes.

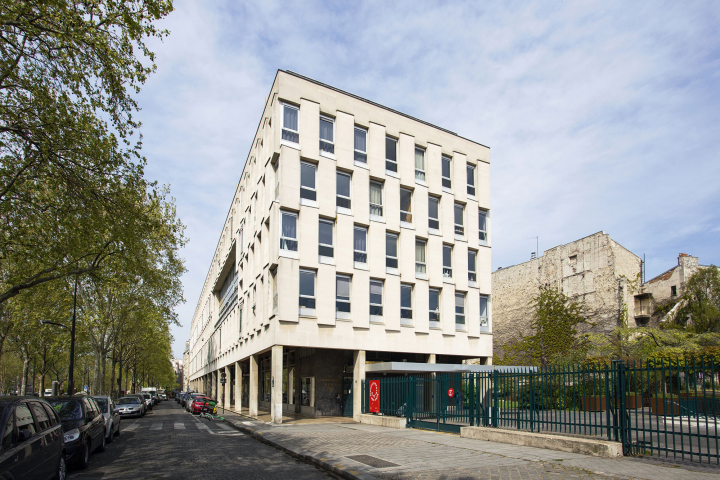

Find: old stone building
[492,231,642,356]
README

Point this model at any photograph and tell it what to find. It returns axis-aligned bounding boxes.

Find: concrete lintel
[358,414,406,429]
[460,427,622,458]
[365,362,536,374]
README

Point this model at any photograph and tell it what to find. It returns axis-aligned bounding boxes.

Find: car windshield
[117,397,140,405]
[94,398,108,411]
[142,394,150,399]
[48,399,83,420]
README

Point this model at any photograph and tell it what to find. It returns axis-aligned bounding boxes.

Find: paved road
[68,400,333,479]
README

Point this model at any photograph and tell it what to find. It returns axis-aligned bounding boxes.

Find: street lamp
[40,274,78,395]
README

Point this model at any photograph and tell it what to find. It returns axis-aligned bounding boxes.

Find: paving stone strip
[220,411,720,480]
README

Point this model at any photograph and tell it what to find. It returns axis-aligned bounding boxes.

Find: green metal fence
[362,358,720,464]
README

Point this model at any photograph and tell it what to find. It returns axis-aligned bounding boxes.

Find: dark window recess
[370,305,383,316]
[319,245,334,257]
[671,286,677,296]
[299,297,316,309]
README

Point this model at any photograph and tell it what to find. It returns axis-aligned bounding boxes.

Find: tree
[674,267,720,333]
[499,287,587,368]
[0,0,175,305]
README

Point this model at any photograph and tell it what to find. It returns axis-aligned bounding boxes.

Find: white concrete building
[186,71,492,423]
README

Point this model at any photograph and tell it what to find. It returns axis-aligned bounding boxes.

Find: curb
[221,415,371,480]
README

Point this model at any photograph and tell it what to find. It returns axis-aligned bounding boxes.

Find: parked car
[43,388,53,397]
[140,393,153,410]
[185,393,205,412]
[46,395,106,470]
[93,396,120,443]
[115,397,143,418]
[159,393,167,401]
[126,394,147,416]
[0,396,66,480]
[190,396,211,414]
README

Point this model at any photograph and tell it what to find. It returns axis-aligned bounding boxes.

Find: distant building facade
[492,232,642,356]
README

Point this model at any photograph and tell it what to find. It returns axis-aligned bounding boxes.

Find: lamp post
[40,274,78,395]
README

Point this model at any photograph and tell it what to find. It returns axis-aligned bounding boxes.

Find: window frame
[480,294,490,332]
[280,211,298,255]
[281,103,299,145]
[428,196,440,232]
[455,292,466,330]
[318,219,334,261]
[429,288,441,328]
[400,283,413,325]
[479,209,488,245]
[354,126,367,164]
[336,171,352,212]
[300,161,317,203]
[299,269,316,316]
[467,164,476,196]
[385,233,398,272]
[370,279,384,320]
[319,115,335,156]
[385,136,398,174]
[353,226,368,267]
[468,250,477,284]
[400,187,413,225]
[443,244,453,279]
[415,239,426,276]
[414,146,426,183]
[369,180,384,220]
[454,203,465,237]
[441,155,452,190]
[336,275,351,320]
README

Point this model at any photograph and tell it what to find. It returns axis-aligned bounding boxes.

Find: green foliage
[674,266,720,333]
[499,287,587,368]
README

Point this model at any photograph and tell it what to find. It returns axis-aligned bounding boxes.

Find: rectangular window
[442,155,452,189]
[299,270,316,314]
[336,275,351,318]
[400,188,413,224]
[370,280,383,318]
[318,220,334,259]
[479,210,488,244]
[455,292,466,328]
[238,301,243,333]
[354,227,367,265]
[386,233,398,269]
[415,147,426,182]
[386,137,397,173]
[415,239,426,274]
[401,284,413,323]
[454,203,464,236]
[429,288,440,325]
[428,196,440,231]
[443,244,452,278]
[467,164,476,196]
[468,250,477,283]
[671,286,677,297]
[354,127,367,163]
[369,181,383,218]
[282,104,299,143]
[319,116,334,154]
[271,268,278,314]
[280,212,298,252]
[480,295,489,330]
[300,162,316,201]
[336,172,351,210]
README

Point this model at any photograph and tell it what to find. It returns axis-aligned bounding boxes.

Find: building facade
[492,232,642,357]
[186,71,492,422]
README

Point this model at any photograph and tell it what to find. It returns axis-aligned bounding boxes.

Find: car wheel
[76,441,90,470]
[56,454,67,480]
[106,426,114,444]
[97,432,106,452]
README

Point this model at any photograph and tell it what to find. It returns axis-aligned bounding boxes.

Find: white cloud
[134,0,720,356]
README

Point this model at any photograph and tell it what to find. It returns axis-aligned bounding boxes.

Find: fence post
[614,360,630,454]
[469,373,475,427]
[407,376,412,425]
[492,369,499,428]
[530,371,535,432]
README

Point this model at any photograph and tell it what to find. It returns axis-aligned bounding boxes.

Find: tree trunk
[100,353,107,395]
[20,356,29,395]
[110,352,117,399]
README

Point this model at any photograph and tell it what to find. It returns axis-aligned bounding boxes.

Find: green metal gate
[342,376,353,417]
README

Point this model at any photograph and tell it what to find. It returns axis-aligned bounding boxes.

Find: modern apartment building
[186,71,492,423]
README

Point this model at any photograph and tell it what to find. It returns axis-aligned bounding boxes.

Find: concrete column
[270,345,283,424]
[427,354,436,364]
[249,354,258,417]
[215,370,220,400]
[234,361,242,413]
[224,365,231,410]
[352,350,366,421]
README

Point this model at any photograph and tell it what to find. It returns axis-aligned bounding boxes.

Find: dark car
[0,396,65,480]
[92,396,120,443]
[115,397,143,418]
[46,395,106,470]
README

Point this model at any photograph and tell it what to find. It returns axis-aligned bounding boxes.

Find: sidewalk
[219,409,720,480]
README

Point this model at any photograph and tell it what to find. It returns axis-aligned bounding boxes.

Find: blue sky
[134,1,720,358]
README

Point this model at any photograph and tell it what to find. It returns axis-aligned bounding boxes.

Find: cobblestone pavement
[67,401,333,479]
[220,410,720,480]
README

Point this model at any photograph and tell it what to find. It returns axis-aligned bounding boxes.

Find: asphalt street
[68,400,334,479]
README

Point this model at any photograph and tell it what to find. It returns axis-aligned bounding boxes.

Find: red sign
[448,388,455,398]
[369,380,380,413]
